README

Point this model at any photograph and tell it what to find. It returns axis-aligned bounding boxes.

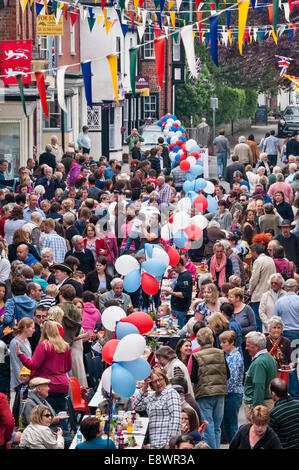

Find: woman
[190,327,229,449]
[134,160,150,185]
[208,242,233,289]
[273,191,294,222]
[207,313,230,349]
[16,175,34,194]
[8,228,41,263]
[130,178,142,201]
[259,203,281,236]
[0,282,8,322]
[40,199,51,216]
[69,298,89,388]
[214,185,227,201]
[20,405,64,449]
[273,245,295,279]
[227,288,256,371]
[219,302,243,350]
[204,221,226,258]
[156,346,194,398]
[75,207,91,235]
[181,407,202,444]
[75,416,116,449]
[266,316,294,383]
[259,274,286,334]
[257,152,271,176]
[246,135,259,166]
[82,223,107,262]
[241,209,258,245]
[134,368,181,449]
[16,320,72,414]
[175,339,192,367]
[64,255,80,274]
[47,306,65,339]
[229,405,282,449]
[219,330,244,444]
[245,165,259,194]
[83,256,112,293]
[196,283,221,323]
[4,206,26,245]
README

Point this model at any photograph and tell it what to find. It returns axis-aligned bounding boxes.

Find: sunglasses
[35,315,47,319]
[43,413,52,418]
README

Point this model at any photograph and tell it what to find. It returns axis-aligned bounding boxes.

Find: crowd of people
[0,125,299,451]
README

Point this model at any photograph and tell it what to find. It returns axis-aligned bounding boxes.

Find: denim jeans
[223,392,243,443]
[197,395,225,449]
[250,302,263,333]
[171,310,187,329]
[282,330,299,397]
[124,232,142,251]
[47,391,68,432]
[216,153,227,178]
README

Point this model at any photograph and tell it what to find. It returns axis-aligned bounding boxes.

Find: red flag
[210,2,216,9]
[154,37,165,90]
[288,0,294,13]
[0,39,32,85]
[268,5,273,24]
[196,0,201,10]
[139,0,145,6]
[70,11,79,27]
[154,22,162,38]
[35,71,49,118]
[293,24,297,36]
[129,10,134,30]
[64,3,68,20]
[101,0,106,9]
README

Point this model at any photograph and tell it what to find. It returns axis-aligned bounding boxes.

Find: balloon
[207,195,219,213]
[123,269,141,293]
[118,358,151,381]
[152,246,170,267]
[193,194,208,212]
[194,178,207,191]
[204,181,215,194]
[183,181,195,193]
[180,240,191,252]
[115,255,140,276]
[113,334,146,362]
[173,145,180,153]
[111,363,136,398]
[161,223,172,241]
[170,136,179,144]
[176,139,183,147]
[189,165,203,177]
[168,215,174,224]
[177,197,192,212]
[180,160,191,172]
[185,172,196,181]
[157,120,162,127]
[191,214,208,229]
[185,139,197,151]
[101,306,126,331]
[180,153,187,161]
[141,272,160,295]
[101,366,112,393]
[186,156,196,167]
[145,243,161,258]
[173,229,189,248]
[174,154,181,162]
[172,212,191,231]
[116,322,140,340]
[166,245,180,266]
[189,151,200,159]
[102,339,120,365]
[141,258,167,277]
[189,145,201,153]
[184,224,203,240]
[120,311,154,335]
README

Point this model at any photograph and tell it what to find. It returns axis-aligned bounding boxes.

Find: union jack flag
[52,37,56,77]
[188,58,200,79]
[276,55,292,78]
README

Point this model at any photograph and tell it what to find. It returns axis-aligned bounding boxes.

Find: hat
[172,385,185,394]
[66,146,75,154]
[90,160,97,165]
[50,263,73,275]
[232,228,242,237]
[19,366,31,376]
[278,219,292,227]
[29,377,51,389]
[284,278,298,288]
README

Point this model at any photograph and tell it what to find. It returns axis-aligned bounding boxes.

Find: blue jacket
[22,253,39,266]
[3,295,38,327]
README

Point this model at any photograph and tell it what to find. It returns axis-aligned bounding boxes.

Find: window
[70,23,76,55]
[43,99,61,129]
[116,37,121,74]
[143,94,158,119]
[172,36,181,62]
[39,36,48,60]
[0,122,20,178]
[57,36,62,56]
[143,29,155,59]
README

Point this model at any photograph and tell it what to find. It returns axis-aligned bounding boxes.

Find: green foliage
[242,89,259,118]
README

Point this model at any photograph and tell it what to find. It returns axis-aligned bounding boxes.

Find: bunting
[35,71,48,117]
[16,74,27,117]
[238,0,250,55]
[284,74,299,90]
[276,55,293,77]
[129,48,138,96]
[181,25,198,79]
[107,55,119,104]
[210,15,219,66]
[81,61,93,109]
[57,65,68,113]
[154,37,165,89]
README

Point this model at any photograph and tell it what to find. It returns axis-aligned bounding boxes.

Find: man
[205,200,232,231]
[125,128,144,154]
[28,306,48,353]
[64,235,95,274]
[268,173,294,205]
[1,280,38,327]
[16,244,38,266]
[275,220,299,272]
[163,257,193,329]
[40,218,67,264]
[23,193,45,222]
[141,212,161,245]
[248,243,276,332]
[267,239,280,258]
[242,331,277,422]
[269,378,299,449]
[285,163,298,184]
[227,191,242,218]
[50,263,83,298]
[286,132,299,158]
[220,239,248,286]
[27,282,44,303]
[99,278,132,313]
[0,159,8,188]
[26,158,36,181]
[50,135,63,163]
[39,144,56,171]
[104,159,118,180]
[274,278,299,397]
[157,136,171,174]
[131,140,142,161]
[87,174,101,200]
[233,136,253,167]
[156,175,172,205]
[62,213,80,249]
[36,165,64,201]
[213,129,230,180]
[77,125,91,154]
[22,211,43,248]
[239,193,249,215]
[148,147,161,176]
[233,170,250,192]
[170,161,186,193]
[224,155,248,188]
[263,130,281,168]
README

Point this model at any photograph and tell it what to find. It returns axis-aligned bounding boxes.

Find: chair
[69,376,88,414]
[198,420,208,436]
[85,352,103,389]
[65,395,79,433]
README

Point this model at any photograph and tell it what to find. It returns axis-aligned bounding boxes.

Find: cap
[29,377,51,389]
[19,366,31,376]
[278,219,292,227]
[50,263,73,275]
[284,278,298,288]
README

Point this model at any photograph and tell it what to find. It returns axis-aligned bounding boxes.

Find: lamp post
[210,96,218,142]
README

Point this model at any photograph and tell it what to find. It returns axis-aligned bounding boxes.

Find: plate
[278,368,295,372]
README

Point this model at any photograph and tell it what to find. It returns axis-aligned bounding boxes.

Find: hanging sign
[135,75,150,96]
[37,14,63,36]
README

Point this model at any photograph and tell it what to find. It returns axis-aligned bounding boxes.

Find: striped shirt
[269,396,299,449]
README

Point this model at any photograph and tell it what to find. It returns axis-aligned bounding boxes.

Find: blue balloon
[190,165,203,177]
[171,115,177,120]
[170,126,177,131]
[123,269,141,293]
[171,161,176,168]
[111,363,136,398]
[141,258,166,277]
[157,120,163,127]
[207,195,219,213]
[177,126,184,133]
[116,322,139,340]
[173,145,180,153]
[180,135,186,142]
[175,153,181,162]
[185,172,195,181]
[162,116,169,122]
[167,137,171,144]
[118,358,151,381]
[196,159,204,167]
[195,178,207,191]
[189,145,201,153]
[144,243,154,258]
[183,180,195,192]
[173,229,189,248]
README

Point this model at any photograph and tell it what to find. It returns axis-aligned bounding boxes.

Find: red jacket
[0,393,15,447]
[83,237,108,258]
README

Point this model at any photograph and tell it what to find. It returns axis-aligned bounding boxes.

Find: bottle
[131,409,136,423]
[95,406,102,420]
[127,419,133,433]
[168,316,172,328]
[77,426,83,443]
[156,317,160,329]
[118,433,124,449]
[153,321,157,332]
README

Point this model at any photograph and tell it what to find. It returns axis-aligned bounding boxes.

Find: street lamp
[210,96,218,141]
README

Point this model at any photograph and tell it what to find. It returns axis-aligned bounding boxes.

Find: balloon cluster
[101,309,154,399]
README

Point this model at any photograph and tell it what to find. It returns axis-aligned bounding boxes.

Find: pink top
[82,302,102,332]
[121,222,135,250]
[102,232,118,264]
[187,346,201,375]
[267,181,293,204]
[19,341,72,394]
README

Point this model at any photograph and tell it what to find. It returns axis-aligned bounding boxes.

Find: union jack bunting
[275,55,292,78]
[188,57,200,79]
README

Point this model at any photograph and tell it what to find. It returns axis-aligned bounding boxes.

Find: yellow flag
[44,0,48,14]
[168,0,175,9]
[272,29,278,44]
[228,29,232,45]
[107,55,119,104]
[20,0,28,13]
[98,15,103,24]
[238,0,249,55]
[59,3,64,9]
[169,11,175,29]
[134,0,139,12]
[106,20,113,34]
[30,0,34,6]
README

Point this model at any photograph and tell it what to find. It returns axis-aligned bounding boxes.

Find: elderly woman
[134,367,181,449]
[208,242,233,289]
[259,274,286,333]
[20,404,64,449]
[156,346,194,398]
[257,152,271,176]
[229,405,281,449]
[41,247,54,266]
[190,327,229,449]
[266,316,294,383]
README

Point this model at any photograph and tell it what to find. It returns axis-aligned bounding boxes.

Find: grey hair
[220,239,231,251]
[276,173,284,182]
[30,211,43,224]
[246,331,266,349]
[208,220,220,228]
[72,235,83,244]
[34,185,46,195]
[238,136,246,143]
[268,273,284,287]
[111,277,123,288]
[63,212,75,225]
[45,144,52,153]
[260,152,268,160]
[289,163,298,171]
[197,272,213,288]
[268,316,284,330]
[273,166,281,174]
[41,247,54,257]
[156,346,177,361]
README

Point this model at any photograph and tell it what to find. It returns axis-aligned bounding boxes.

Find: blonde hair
[40,320,69,353]
[228,275,242,288]
[207,313,230,334]
[13,317,34,336]
[47,306,64,324]
[149,367,169,390]
[45,284,59,297]
[62,198,73,211]
[219,330,237,345]
[30,405,52,425]
[203,283,219,305]
[228,287,244,301]
[196,327,214,346]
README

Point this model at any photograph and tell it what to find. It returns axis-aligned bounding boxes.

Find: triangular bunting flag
[63,3,68,20]
[20,0,28,13]
[35,2,44,16]
[238,0,250,55]
[169,11,175,29]
[210,15,219,66]
[55,7,63,24]
[121,23,129,37]
[57,65,68,113]
[88,16,96,31]
[81,61,93,109]
[70,12,78,27]
[137,25,145,41]
[154,37,165,89]
[176,0,182,10]
[181,25,198,78]
[35,71,49,118]
[268,5,273,25]
[107,55,119,104]
[129,48,138,96]
[16,75,27,117]
[168,0,175,8]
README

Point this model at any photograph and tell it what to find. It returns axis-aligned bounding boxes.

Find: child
[38,284,58,309]
[82,291,102,334]
[123,212,146,252]
[219,282,232,303]
[144,169,158,189]
[231,210,242,231]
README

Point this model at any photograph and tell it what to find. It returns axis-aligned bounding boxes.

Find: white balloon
[161,223,173,241]
[113,334,146,362]
[186,156,196,167]
[152,246,170,267]
[176,130,182,137]
[102,306,126,331]
[115,255,140,276]
[177,197,192,212]
[167,118,174,124]
[191,214,208,229]
[101,366,112,393]
[168,131,175,137]
[186,139,197,151]
[178,149,184,155]
[170,135,179,144]
[174,120,181,126]
[172,212,191,231]
[204,181,215,194]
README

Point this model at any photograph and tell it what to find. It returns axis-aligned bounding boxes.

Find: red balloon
[184,224,203,240]
[102,339,120,365]
[180,160,191,172]
[169,214,174,224]
[193,194,208,212]
[169,144,175,151]
[141,272,160,295]
[173,122,179,128]
[120,312,154,335]
[180,240,192,252]
[176,140,183,147]
[189,151,199,159]
[181,143,187,152]
[166,245,180,267]
[180,153,187,161]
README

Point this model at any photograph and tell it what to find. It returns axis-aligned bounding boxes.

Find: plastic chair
[198,420,208,436]
[69,377,88,413]
[85,352,103,389]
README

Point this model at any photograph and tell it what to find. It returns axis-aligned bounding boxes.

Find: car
[140,124,164,152]
[277,105,299,137]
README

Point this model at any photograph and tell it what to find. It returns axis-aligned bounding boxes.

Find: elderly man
[22,211,43,248]
[36,166,64,201]
[50,263,83,298]
[233,170,250,192]
[64,235,95,274]
[99,278,132,313]
[77,125,91,155]
[156,175,172,205]
[259,273,286,333]
[125,128,144,154]
[213,129,230,180]
[50,135,63,163]
[275,220,299,272]
[39,144,56,171]
[40,218,67,264]
[263,130,281,168]
[23,193,45,222]
[27,282,44,304]
[233,136,253,167]
[274,278,299,397]
[16,244,39,266]
[243,331,277,422]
